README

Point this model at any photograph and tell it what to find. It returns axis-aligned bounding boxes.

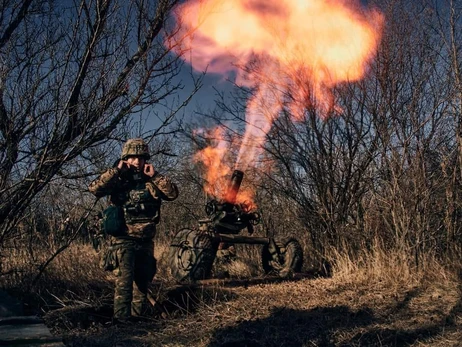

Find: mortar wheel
[167,228,217,283]
[261,237,303,278]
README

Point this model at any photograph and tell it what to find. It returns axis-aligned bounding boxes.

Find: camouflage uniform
[88,139,178,320]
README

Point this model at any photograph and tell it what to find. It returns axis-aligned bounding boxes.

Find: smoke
[168,0,383,177]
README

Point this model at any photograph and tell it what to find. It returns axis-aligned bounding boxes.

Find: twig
[30,198,100,287]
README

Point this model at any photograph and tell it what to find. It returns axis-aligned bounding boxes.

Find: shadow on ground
[208,299,460,347]
[45,283,239,346]
[42,274,462,346]
[208,305,374,347]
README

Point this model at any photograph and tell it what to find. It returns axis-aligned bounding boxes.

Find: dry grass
[2,237,461,346]
[1,239,112,313]
[330,241,456,290]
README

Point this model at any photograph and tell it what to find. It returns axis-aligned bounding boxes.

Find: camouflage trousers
[110,237,156,319]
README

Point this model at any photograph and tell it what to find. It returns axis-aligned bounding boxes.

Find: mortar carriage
[166,170,304,282]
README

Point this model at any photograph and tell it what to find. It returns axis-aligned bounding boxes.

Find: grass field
[2,237,461,347]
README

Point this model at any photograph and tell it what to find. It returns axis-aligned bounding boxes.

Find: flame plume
[169,0,384,204]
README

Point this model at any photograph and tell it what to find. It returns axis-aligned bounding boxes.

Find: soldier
[88,138,178,322]
[90,212,105,251]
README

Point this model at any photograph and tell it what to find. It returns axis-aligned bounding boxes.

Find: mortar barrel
[225,170,244,203]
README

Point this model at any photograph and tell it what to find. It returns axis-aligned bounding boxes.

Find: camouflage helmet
[121,138,150,160]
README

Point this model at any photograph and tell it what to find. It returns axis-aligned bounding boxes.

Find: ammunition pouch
[101,205,126,236]
[99,245,119,271]
[123,188,160,224]
[123,203,159,224]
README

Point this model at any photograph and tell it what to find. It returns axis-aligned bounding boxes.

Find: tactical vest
[121,173,160,224]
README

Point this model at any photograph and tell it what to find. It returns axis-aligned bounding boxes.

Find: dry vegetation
[2,235,461,347]
[1,0,462,346]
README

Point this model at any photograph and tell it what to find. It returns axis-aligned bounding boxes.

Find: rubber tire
[167,228,217,283]
[261,237,303,278]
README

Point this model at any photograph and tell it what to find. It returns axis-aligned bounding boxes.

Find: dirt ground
[44,272,462,347]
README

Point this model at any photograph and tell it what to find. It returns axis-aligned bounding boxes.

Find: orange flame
[193,126,256,206]
[193,126,231,199]
[170,0,384,204]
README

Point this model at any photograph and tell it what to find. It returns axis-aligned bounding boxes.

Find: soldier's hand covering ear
[143,163,155,177]
[117,160,131,173]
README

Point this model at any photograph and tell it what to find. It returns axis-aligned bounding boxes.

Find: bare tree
[367,0,450,265]
[0,0,201,244]
[191,0,462,269]
[427,0,462,257]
